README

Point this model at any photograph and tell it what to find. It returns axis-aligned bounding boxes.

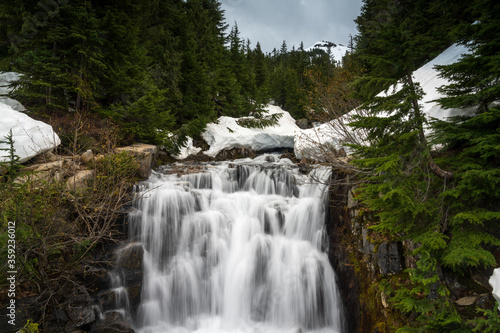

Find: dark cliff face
[326,170,361,333]
[326,169,394,333]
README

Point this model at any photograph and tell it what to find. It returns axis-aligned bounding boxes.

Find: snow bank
[490,268,500,310]
[0,103,61,163]
[295,43,474,160]
[0,72,61,163]
[201,105,300,157]
[172,137,202,160]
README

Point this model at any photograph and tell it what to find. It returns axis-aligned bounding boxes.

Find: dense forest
[0,0,347,153]
[1,0,499,331]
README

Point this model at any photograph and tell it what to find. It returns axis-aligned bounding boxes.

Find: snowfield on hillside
[295,43,474,160]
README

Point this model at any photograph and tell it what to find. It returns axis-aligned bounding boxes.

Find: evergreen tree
[350,0,467,329]
[431,0,500,272]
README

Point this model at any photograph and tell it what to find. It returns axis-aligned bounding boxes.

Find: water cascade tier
[118,155,344,333]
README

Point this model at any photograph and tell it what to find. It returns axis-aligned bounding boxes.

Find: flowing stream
[115,154,344,333]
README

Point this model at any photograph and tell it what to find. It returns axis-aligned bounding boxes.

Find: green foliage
[19,319,40,333]
[388,255,466,332]
[349,0,498,331]
[105,85,175,145]
[434,0,500,113]
[430,0,500,274]
[470,304,500,332]
[0,129,21,180]
[236,112,283,129]
[0,146,139,323]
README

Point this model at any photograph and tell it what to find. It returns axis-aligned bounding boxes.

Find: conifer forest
[0,0,499,332]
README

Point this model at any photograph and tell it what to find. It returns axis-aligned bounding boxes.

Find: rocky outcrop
[91,311,134,333]
[116,143,158,179]
[326,167,498,332]
[5,144,157,332]
[215,146,256,160]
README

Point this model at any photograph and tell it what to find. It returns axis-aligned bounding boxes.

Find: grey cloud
[220,0,363,52]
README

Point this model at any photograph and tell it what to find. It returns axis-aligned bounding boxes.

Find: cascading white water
[122,154,344,333]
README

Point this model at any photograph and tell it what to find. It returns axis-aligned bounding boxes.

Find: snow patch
[306,40,348,64]
[0,72,61,163]
[0,103,61,163]
[295,43,474,161]
[201,105,300,158]
[172,137,202,160]
[490,268,500,310]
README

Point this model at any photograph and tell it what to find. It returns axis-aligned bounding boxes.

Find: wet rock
[376,242,403,275]
[215,146,255,160]
[90,311,134,333]
[117,243,144,271]
[81,267,111,293]
[265,155,275,163]
[66,288,96,329]
[296,118,309,129]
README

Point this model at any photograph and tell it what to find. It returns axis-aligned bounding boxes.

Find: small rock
[296,118,309,129]
[265,155,275,163]
[455,295,479,306]
[81,150,94,164]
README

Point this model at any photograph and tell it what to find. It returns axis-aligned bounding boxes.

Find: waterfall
[117,154,344,333]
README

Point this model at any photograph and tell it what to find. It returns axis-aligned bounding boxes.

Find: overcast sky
[219,0,363,53]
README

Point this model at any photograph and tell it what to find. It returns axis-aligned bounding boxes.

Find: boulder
[90,311,134,333]
[81,150,94,165]
[115,144,158,179]
[65,288,96,329]
[66,170,95,192]
[376,242,403,275]
[116,243,144,271]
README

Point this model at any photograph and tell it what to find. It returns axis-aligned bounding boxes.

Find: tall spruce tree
[431,0,500,273]
[351,0,466,329]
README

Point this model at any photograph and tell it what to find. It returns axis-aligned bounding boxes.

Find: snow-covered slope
[0,72,61,163]
[295,43,473,160]
[202,105,300,157]
[306,40,348,64]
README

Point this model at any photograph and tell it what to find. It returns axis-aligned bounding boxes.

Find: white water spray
[119,155,344,333]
